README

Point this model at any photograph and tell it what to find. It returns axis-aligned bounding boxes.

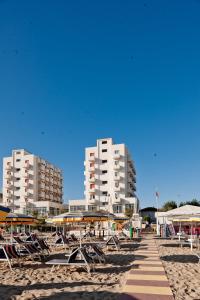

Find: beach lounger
[45,247,94,273]
[0,244,21,270]
[87,244,106,263]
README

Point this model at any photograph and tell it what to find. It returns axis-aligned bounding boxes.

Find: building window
[114,161,119,165]
[115,182,119,187]
[70,205,86,212]
[90,184,95,189]
[102,141,107,144]
[16,151,21,154]
[90,194,95,200]
[102,191,108,196]
[16,196,20,200]
[16,187,20,190]
[90,162,95,167]
[102,160,107,164]
[16,168,21,172]
[16,178,20,181]
[102,170,107,174]
[90,153,94,157]
[114,150,119,154]
[113,205,122,214]
[16,159,21,162]
[88,205,97,212]
[102,149,107,153]
[102,181,108,185]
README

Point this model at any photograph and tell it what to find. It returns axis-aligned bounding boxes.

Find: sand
[0,241,135,300]
[156,238,200,300]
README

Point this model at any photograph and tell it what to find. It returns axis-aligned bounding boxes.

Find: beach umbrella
[51,211,109,224]
[0,205,10,220]
[0,213,37,242]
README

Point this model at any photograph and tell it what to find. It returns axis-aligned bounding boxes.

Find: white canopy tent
[164,205,200,218]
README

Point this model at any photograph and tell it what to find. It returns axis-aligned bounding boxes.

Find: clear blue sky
[0,0,200,208]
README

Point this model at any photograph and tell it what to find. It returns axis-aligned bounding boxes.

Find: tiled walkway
[120,235,174,300]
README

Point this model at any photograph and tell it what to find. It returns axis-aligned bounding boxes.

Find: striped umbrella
[0,213,37,224]
[50,211,109,224]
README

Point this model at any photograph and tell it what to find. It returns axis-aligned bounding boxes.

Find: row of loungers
[0,242,107,273]
[0,233,122,272]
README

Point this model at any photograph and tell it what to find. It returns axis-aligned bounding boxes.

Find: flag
[155,191,159,198]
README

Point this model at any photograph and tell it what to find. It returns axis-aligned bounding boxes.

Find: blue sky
[0,0,200,208]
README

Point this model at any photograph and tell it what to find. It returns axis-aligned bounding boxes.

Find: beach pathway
[120,235,174,300]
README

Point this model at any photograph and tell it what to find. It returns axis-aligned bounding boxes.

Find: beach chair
[45,247,94,273]
[35,238,50,255]
[69,233,78,242]
[87,244,106,263]
[0,244,21,270]
[106,235,121,251]
[25,233,37,242]
[13,236,25,245]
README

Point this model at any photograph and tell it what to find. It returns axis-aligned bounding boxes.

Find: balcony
[88,156,95,162]
[5,165,12,171]
[113,164,120,170]
[89,187,95,194]
[113,153,120,160]
[23,182,29,187]
[114,186,121,192]
[5,173,12,179]
[88,166,95,172]
[113,198,121,204]
[89,177,95,183]
[88,198,96,204]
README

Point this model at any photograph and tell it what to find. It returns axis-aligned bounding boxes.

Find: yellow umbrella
[0,205,10,220]
[0,213,37,242]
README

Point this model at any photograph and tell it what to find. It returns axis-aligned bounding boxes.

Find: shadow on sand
[0,283,137,300]
[160,254,198,263]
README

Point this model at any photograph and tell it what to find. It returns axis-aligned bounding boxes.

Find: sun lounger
[87,244,106,263]
[0,244,21,270]
[45,247,94,273]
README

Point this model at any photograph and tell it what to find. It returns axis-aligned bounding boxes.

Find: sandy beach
[0,241,135,300]
[156,238,200,300]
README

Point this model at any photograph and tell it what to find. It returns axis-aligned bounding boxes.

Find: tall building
[3,149,63,216]
[69,138,139,216]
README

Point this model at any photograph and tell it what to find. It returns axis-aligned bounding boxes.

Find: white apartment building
[3,149,63,216]
[69,138,139,216]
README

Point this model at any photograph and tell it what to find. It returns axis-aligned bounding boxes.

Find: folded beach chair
[45,247,94,273]
[0,244,21,270]
[106,235,121,251]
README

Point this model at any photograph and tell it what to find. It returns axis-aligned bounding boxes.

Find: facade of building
[2,149,63,216]
[69,138,139,216]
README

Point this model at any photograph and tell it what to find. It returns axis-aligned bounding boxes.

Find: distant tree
[162,201,177,212]
[179,199,200,207]
[143,215,151,223]
[125,208,133,218]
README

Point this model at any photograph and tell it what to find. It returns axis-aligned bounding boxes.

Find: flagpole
[156,191,159,236]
